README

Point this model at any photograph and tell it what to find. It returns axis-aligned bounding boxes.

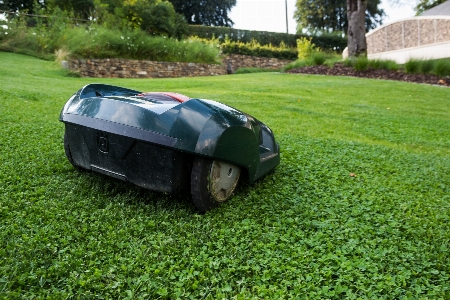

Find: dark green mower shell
[60,84,279,188]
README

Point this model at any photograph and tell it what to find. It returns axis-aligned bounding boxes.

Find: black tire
[190,157,240,212]
[63,131,81,170]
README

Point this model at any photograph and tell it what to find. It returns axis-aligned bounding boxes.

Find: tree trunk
[347,0,367,57]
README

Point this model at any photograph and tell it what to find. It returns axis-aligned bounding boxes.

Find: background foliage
[168,0,236,27]
[0,0,240,33]
[415,0,447,15]
[124,0,187,39]
[0,0,45,14]
[1,52,450,298]
[0,13,220,63]
[294,0,385,35]
[0,0,188,38]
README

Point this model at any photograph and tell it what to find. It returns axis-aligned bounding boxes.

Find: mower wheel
[191,157,240,212]
[64,132,82,170]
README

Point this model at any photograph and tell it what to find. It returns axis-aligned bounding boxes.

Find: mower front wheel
[190,157,241,212]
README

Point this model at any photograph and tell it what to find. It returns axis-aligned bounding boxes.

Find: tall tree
[415,0,447,15]
[168,0,236,27]
[347,0,367,57]
[294,0,384,35]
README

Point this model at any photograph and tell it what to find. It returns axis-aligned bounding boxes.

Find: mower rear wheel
[191,157,240,212]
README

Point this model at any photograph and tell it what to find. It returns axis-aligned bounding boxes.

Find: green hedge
[221,42,297,60]
[310,35,347,53]
[187,25,347,52]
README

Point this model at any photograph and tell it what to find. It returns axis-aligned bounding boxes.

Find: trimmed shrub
[281,59,311,72]
[343,58,353,67]
[420,59,434,74]
[385,60,400,71]
[220,38,297,60]
[186,25,347,52]
[310,52,326,66]
[433,59,450,77]
[234,67,279,74]
[281,51,331,72]
[405,59,421,74]
[353,56,369,71]
[368,59,399,71]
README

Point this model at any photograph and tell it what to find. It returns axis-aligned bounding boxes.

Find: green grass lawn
[1,51,449,299]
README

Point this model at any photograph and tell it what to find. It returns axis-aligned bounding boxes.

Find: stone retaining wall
[67,54,293,78]
[224,54,292,73]
[68,59,227,78]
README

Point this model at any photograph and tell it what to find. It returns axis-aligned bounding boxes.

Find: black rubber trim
[63,113,177,147]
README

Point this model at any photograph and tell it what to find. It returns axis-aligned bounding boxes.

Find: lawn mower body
[60,84,280,210]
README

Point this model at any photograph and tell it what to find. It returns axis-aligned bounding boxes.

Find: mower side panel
[64,123,192,194]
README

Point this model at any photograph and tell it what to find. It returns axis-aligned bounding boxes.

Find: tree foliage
[46,0,94,19]
[415,0,447,15]
[294,0,384,35]
[0,0,188,38]
[168,0,236,27]
[124,0,187,38]
[0,0,44,14]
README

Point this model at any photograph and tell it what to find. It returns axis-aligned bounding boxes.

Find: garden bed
[287,63,450,86]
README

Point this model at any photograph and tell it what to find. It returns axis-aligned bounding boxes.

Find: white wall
[368,41,450,63]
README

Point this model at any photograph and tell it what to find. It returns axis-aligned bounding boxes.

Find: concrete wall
[67,54,293,78]
[366,16,450,63]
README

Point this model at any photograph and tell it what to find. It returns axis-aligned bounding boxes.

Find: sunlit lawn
[1,52,449,298]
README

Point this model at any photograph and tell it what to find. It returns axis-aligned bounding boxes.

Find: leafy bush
[296,37,315,60]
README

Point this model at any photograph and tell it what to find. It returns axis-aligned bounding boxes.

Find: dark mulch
[287,63,450,87]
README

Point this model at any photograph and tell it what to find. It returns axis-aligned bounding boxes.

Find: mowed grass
[1,51,449,298]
